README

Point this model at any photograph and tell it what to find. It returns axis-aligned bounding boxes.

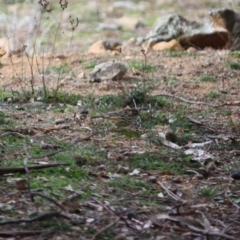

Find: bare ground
[0,1,240,240]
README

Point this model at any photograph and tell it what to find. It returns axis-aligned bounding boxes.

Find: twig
[27,134,92,161]
[90,217,120,240]
[154,93,240,109]
[23,144,34,201]
[153,93,217,107]
[186,223,238,240]
[30,192,66,211]
[230,199,240,213]
[2,132,28,138]
[0,134,92,175]
[157,181,185,203]
[0,211,71,226]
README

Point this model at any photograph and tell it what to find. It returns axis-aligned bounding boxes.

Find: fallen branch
[153,93,217,107]
[155,212,238,240]
[0,134,92,175]
[0,163,70,175]
[26,134,92,161]
[153,93,240,109]
[186,222,238,240]
[23,143,35,201]
[0,211,71,226]
[2,132,29,138]
[153,93,240,108]
[0,230,50,237]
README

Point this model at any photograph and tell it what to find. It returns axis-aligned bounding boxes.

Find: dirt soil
[0,1,240,240]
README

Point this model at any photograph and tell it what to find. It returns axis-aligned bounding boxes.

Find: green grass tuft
[130,60,157,73]
[198,187,218,197]
[226,61,240,70]
[229,52,240,58]
[83,61,98,70]
[128,152,185,174]
[199,75,217,82]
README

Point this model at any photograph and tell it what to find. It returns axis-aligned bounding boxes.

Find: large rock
[209,8,240,50]
[89,62,127,82]
[142,14,229,50]
[179,26,229,49]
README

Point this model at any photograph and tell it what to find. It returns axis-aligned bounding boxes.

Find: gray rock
[142,14,229,49]
[89,62,127,82]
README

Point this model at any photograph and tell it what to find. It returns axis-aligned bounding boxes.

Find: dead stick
[0,230,49,237]
[0,163,70,175]
[186,223,238,240]
[0,134,92,175]
[27,134,92,161]
[23,144,34,201]
[153,94,217,107]
[0,211,71,226]
[154,93,240,108]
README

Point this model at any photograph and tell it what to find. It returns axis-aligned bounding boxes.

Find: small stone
[64,76,73,81]
[165,129,177,142]
[194,174,204,180]
[148,176,157,183]
[218,89,228,94]
[231,171,240,180]
[89,61,127,81]
[187,47,197,53]
[0,46,6,58]
[60,124,70,129]
[0,38,9,57]
[77,71,86,79]
[55,119,65,125]
[230,90,238,95]
[152,39,183,51]
[88,40,122,55]
[172,177,182,183]
[117,165,129,174]
[59,79,66,87]
[88,40,106,54]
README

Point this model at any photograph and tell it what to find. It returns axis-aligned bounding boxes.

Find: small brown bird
[92,107,139,128]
